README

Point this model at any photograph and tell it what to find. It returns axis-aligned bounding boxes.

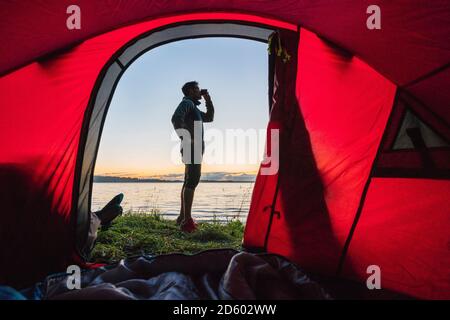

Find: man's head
[182,81,201,101]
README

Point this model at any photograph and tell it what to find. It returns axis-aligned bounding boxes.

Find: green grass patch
[90,212,244,264]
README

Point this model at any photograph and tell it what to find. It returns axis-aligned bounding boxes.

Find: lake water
[92,182,255,222]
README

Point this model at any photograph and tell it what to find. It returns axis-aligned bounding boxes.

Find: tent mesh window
[374,94,450,178]
[392,110,449,150]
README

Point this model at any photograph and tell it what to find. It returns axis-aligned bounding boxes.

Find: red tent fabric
[0,1,448,299]
[342,177,450,299]
[244,27,396,272]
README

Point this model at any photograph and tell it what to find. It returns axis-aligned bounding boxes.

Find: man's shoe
[180,218,197,233]
[96,193,124,229]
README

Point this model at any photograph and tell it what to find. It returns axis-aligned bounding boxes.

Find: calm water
[92,182,254,222]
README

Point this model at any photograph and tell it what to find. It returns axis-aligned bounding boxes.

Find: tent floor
[10,249,416,300]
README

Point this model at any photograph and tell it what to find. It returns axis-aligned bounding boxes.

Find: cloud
[201,172,256,181]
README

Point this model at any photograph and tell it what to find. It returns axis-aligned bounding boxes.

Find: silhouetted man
[171,81,214,232]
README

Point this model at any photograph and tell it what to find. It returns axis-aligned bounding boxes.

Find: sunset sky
[95,37,269,178]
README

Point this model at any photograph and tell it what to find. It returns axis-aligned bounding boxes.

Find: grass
[90,211,245,264]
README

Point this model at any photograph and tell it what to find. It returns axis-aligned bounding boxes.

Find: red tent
[0,1,448,299]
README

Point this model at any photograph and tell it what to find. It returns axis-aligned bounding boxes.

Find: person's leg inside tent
[86,193,124,251]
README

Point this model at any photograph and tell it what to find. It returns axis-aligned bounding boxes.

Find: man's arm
[201,94,214,122]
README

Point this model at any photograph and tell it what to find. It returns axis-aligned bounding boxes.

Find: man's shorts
[183,164,201,189]
[180,143,203,165]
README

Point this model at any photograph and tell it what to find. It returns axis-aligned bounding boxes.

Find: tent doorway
[75,21,296,259]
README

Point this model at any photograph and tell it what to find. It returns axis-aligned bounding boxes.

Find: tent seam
[402,61,450,88]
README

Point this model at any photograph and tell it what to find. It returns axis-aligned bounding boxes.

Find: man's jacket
[171,96,214,158]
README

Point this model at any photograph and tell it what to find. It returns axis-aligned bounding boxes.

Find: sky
[95,37,269,178]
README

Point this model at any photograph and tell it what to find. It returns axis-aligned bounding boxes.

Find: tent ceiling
[1,1,449,88]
